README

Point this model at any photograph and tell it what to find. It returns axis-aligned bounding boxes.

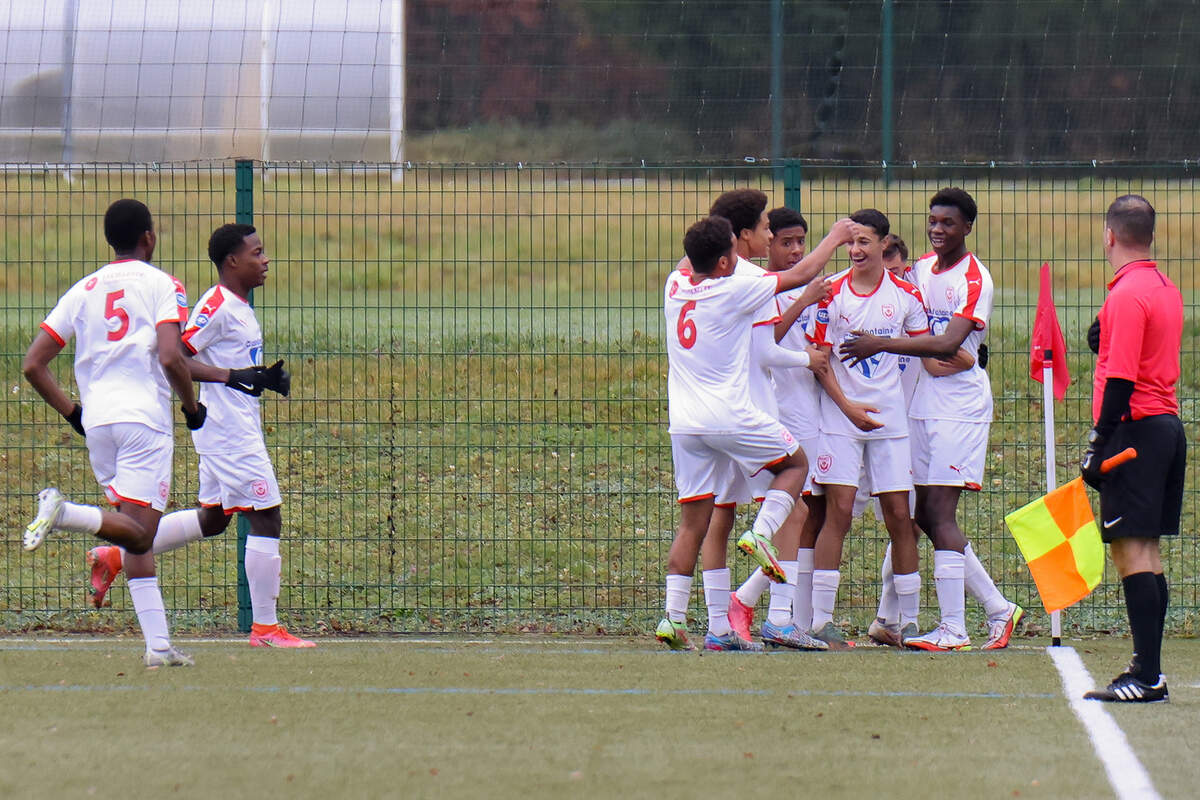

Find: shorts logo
[781,429,795,446]
[85,277,98,291]
[816,309,830,324]
[817,454,832,473]
[881,304,895,319]
[251,479,269,499]
[158,481,170,501]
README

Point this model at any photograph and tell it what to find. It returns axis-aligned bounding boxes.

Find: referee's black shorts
[1099,414,1186,543]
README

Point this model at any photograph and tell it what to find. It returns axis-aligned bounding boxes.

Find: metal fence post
[234,159,254,633]
[783,160,802,212]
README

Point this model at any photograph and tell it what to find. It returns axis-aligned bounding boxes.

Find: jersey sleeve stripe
[960,255,984,320]
[39,322,66,346]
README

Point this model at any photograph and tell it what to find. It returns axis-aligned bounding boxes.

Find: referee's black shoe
[1083,672,1169,703]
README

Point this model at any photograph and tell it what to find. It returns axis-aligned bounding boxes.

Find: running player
[656,214,853,651]
[806,210,927,649]
[22,198,206,667]
[839,188,1023,651]
[87,223,313,648]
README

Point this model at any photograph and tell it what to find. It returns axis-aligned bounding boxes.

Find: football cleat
[87,546,124,608]
[23,488,65,551]
[704,629,764,652]
[249,623,316,648]
[1083,672,1168,703]
[144,646,195,668]
[810,621,855,651]
[728,593,755,641]
[903,623,971,652]
[736,531,786,583]
[867,617,902,647]
[981,603,1025,650]
[761,620,828,651]
[655,618,695,651]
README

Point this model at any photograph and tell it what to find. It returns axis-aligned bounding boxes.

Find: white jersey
[664,267,782,434]
[907,252,994,422]
[808,269,929,439]
[896,267,921,408]
[734,256,782,418]
[182,285,266,455]
[40,259,187,434]
[772,284,821,440]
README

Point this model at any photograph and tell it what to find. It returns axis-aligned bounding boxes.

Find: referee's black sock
[1155,571,1169,644]
[1122,572,1162,683]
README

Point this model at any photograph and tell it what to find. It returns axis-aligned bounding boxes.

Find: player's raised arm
[774,218,854,293]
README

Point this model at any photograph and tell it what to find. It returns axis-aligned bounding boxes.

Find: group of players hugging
[658,187,1025,653]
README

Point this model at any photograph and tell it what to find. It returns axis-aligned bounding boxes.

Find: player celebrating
[22,198,206,667]
[1081,195,1182,703]
[839,188,1023,651]
[87,223,313,648]
[806,210,927,649]
[656,214,852,651]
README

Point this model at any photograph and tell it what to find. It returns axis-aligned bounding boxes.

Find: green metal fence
[2,161,1198,636]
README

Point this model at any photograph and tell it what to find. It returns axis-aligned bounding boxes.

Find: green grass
[2,635,1199,799]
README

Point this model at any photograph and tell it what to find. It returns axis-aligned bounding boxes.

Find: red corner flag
[1029,262,1070,402]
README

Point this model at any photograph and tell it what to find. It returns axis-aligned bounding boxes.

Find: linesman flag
[1004,477,1103,613]
[1029,262,1070,402]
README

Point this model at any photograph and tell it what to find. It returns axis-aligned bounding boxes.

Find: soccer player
[656,214,853,651]
[87,223,313,648]
[839,188,1023,651]
[1080,195,1182,703]
[806,210,927,649]
[22,198,207,667]
[694,192,832,651]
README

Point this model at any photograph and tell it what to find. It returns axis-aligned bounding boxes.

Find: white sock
[735,568,771,607]
[665,574,692,623]
[702,568,731,636]
[768,561,798,626]
[876,542,898,624]
[57,502,102,534]
[152,509,204,555]
[127,576,170,652]
[933,550,967,636]
[810,569,840,629]
[751,489,794,540]
[792,549,814,631]
[964,543,1010,619]
[894,571,921,629]
[245,536,282,626]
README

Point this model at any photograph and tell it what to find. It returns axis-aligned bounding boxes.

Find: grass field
[2,634,1198,799]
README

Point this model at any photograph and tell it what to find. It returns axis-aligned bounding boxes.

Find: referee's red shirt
[1093,260,1182,422]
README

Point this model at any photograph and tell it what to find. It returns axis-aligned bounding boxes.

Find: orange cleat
[87,546,123,608]
[249,623,316,648]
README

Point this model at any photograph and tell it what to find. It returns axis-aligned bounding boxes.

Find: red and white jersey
[735,256,783,418]
[808,269,929,439]
[664,267,782,434]
[772,284,821,437]
[182,285,266,455]
[908,252,994,422]
[895,268,920,408]
[40,259,186,434]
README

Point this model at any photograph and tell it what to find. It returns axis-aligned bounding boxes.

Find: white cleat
[903,623,971,652]
[23,488,65,551]
[144,646,195,668]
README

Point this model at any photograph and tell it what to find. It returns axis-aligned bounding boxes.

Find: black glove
[977,343,989,370]
[226,367,265,397]
[1087,316,1100,354]
[183,402,207,430]
[63,404,85,437]
[1080,428,1105,490]
[261,359,291,397]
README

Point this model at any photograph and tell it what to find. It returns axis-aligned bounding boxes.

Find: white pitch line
[1048,646,1161,800]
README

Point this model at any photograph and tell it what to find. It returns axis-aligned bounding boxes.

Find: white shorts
[671,422,799,503]
[715,461,773,506]
[86,422,173,512]
[197,447,282,512]
[813,433,913,495]
[910,418,989,490]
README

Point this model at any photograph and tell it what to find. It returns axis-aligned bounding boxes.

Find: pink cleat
[87,546,123,608]
[249,623,316,648]
[728,593,755,641]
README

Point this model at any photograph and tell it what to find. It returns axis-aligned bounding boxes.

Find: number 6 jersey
[40,258,187,434]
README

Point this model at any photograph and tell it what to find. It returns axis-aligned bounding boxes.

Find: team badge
[945,287,955,302]
[817,454,832,473]
[251,479,269,499]
[782,428,795,446]
[158,481,170,501]
[85,277,98,291]
[881,304,895,319]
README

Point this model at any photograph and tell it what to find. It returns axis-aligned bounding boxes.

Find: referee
[1081,195,1184,703]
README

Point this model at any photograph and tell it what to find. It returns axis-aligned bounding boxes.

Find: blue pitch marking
[0,684,1057,700]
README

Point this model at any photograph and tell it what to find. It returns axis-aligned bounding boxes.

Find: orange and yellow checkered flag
[1004,476,1104,613]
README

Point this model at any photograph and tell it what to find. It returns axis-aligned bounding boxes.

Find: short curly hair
[683,216,735,274]
[709,189,768,238]
[929,187,978,223]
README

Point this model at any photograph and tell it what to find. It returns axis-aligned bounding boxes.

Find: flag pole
[1042,347,1062,646]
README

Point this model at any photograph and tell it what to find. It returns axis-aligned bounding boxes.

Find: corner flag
[1029,262,1070,402]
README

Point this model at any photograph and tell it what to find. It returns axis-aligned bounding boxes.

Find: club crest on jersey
[945,287,955,302]
[881,304,895,319]
[251,479,269,498]
[817,454,832,473]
